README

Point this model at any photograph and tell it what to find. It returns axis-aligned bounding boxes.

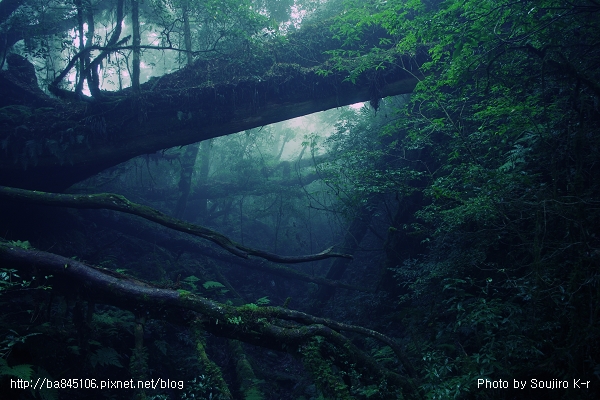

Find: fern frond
[90,347,123,368]
[202,281,225,290]
[0,358,33,381]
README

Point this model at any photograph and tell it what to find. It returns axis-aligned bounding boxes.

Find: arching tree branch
[0,186,353,263]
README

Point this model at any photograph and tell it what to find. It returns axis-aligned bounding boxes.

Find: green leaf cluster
[0,358,33,381]
[202,280,225,290]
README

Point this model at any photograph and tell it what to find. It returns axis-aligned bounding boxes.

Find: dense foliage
[1,0,599,399]
[320,0,600,398]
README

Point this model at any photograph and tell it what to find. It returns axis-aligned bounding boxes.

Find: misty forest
[0,0,599,399]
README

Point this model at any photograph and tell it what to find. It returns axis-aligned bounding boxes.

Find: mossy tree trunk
[0,45,424,192]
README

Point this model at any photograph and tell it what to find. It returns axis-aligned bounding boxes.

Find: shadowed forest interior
[0,0,599,399]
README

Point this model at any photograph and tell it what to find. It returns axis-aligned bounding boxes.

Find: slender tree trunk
[131,0,140,96]
[196,140,211,221]
[309,204,373,312]
[174,144,200,219]
[377,191,425,293]
[182,0,193,66]
[74,0,85,93]
[74,0,95,96]
[173,11,202,220]
[86,0,96,88]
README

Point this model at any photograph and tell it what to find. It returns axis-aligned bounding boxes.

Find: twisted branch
[0,185,353,263]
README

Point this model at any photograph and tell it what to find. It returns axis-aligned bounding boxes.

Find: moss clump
[301,337,353,400]
[192,326,232,398]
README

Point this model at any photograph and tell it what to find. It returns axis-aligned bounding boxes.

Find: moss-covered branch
[0,185,352,264]
[0,241,416,398]
[86,212,369,292]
